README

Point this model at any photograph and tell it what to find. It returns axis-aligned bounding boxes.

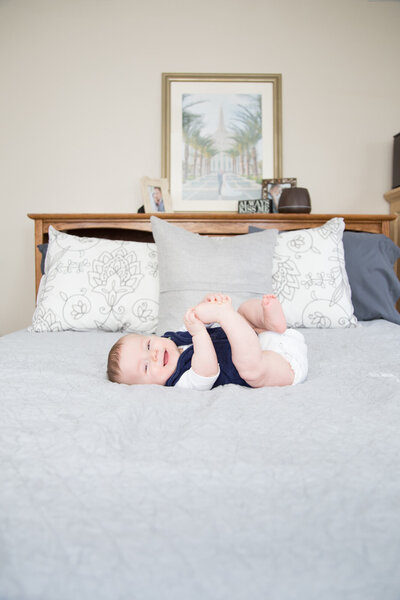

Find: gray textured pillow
[151,216,278,334]
[342,231,400,324]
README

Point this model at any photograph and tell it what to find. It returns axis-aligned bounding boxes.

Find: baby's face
[118,333,181,385]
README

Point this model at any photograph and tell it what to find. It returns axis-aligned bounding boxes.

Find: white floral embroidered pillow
[31,226,159,333]
[271,218,357,328]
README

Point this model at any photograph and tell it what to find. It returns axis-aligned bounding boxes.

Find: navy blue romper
[163,326,250,389]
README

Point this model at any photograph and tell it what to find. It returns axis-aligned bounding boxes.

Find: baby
[107,293,308,390]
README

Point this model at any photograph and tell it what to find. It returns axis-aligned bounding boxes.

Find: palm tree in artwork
[182,95,217,180]
[227,147,240,175]
[183,112,203,182]
[182,96,205,181]
[231,96,262,179]
[230,125,251,177]
[197,135,216,177]
[190,130,216,178]
[204,145,218,175]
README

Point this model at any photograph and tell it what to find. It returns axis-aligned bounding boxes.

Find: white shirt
[174,364,220,390]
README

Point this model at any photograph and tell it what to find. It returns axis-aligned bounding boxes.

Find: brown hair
[107,337,125,383]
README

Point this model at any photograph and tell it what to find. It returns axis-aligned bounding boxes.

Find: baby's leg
[195,298,290,387]
[238,295,286,334]
[249,350,294,387]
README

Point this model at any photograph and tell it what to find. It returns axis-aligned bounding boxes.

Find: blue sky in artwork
[183,93,261,136]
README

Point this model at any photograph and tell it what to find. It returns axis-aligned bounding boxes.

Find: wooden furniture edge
[28,212,396,297]
[384,186,400,294]
[384,186,400,246]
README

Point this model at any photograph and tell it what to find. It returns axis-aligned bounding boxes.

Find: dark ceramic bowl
[278,187,311,213]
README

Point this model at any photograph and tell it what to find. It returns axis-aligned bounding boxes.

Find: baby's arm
[194,296,263,383]
[184,308,219,378]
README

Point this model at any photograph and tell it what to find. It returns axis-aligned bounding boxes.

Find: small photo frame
[140,177,172,213]
[261,178,297,212]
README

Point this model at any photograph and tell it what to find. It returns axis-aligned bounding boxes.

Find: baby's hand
[184,307,207,336]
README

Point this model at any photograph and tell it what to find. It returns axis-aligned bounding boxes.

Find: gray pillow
[342,231,400,324]
[151,216,278,334]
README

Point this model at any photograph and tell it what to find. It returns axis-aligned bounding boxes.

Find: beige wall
[0,0,399,334]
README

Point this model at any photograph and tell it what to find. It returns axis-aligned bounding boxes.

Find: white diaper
[258,329,308,385]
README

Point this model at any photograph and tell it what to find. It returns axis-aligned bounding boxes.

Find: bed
[1,212,399,600]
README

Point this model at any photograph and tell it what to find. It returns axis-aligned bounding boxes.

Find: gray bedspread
[0,321,399,600]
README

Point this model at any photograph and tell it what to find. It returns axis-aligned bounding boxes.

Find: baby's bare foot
[204,293,232,305]
[261,295,286,334]
[195,296,234,324]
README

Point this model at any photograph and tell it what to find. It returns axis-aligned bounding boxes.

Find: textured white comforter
[0,322,399,600]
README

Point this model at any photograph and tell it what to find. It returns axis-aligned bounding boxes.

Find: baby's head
[107,333,180,385]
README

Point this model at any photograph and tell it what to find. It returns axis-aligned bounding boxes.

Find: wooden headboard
[28,212,395,296]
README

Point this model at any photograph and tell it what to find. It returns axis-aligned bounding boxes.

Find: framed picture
[140,177,172,213]
[261,178,297,213]
[162,73,282,212]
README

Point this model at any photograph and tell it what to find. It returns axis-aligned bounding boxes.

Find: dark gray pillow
[342,231,400,324]
[37,243,48,275]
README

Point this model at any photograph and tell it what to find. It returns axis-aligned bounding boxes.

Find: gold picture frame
[162,73,282,212]
[140,177,172,213]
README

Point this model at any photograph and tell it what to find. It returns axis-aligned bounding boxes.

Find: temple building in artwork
[210,107,234,174]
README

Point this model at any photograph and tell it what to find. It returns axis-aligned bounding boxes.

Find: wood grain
[28,212,395,297]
